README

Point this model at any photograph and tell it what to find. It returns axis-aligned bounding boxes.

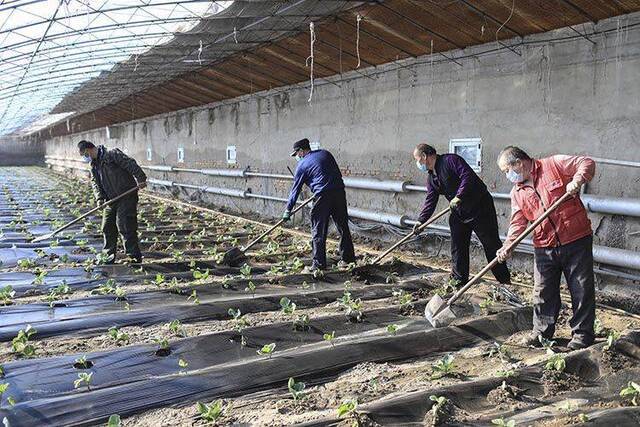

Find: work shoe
[567,339,593,351]
[520,332,545,348]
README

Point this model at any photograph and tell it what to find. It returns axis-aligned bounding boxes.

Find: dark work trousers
[102,194,142,262]
[533,235,595,345]
[310,189,356,269]
[448,193,511,284]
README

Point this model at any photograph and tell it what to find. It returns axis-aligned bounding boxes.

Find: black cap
[290,138,311,157]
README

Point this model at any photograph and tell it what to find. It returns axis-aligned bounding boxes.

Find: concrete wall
[0,136,44,166]
[44,13,640,266]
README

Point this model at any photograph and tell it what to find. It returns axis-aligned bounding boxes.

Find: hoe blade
[221,247,246,266]
[424,294,456,328]
[31,233,53,243]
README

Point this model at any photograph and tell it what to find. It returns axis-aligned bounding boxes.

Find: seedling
[594,318,606,336]
[244,281,256,297]
[192,268,210,281]
[337,290,364,322]
[288,377,306,401]
[45,281,72,308]
[491,417,516,427]
[487,342,512,362]
[155,338,169,350]
[538,336,556,355]
[108,327,130,344]
[429,395,449,418]
[32,268,48,285]
[228,308,249,345]
[11,325,36,358]
[293,314,310,331]
[392,289,413,311]
[196,400,224,423]
[479,297,495,313]
[603,330,621,352]
[620,381,640,406]
[178,358,189,368]
[0,382,15,407]
[0,285,15,306]
[280,297,297,315]
[497,368,517,378]
[91,279,118,295]
[17,258,36,270]
[385,272,399,284]
[544,354,566,372]
[323,331,336,346]
[167,319,187,337]
[336,399,358,418]
[73,372,93,391]
[431,354,456,379]
[107,415,121,427]
[387,324,398,335]
[153,273,166,286]
[74,355,92,369]
[257,343,276,358]
[187,290,200,304]
[577,414,589,422]
[239,263,252,278]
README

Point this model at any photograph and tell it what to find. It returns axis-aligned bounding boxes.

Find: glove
[496,245,512,263]
[449,196,462,209]
[566,179,582,196]
[282,210,291,222]
[412,222,422,235]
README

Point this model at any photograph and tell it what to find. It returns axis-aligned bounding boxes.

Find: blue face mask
[416,160,427,172]
[295,155,303,163]
[81,155,92,163]
[506,168,524,183]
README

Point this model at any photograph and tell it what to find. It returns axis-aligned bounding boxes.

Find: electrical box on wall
[146,147,152,161]
[449,138,482,172]
[226,145,237,165]
[105,125,122,140]
[177,147,185,163]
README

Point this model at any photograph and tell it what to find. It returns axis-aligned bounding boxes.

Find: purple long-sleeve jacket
[418,154,489,224]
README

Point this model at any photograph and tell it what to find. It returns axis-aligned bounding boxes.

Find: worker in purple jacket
[413,143,510,286]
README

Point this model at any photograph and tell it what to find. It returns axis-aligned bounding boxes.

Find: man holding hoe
[496,146,596,350]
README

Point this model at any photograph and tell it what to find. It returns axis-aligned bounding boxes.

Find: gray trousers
[533,235,595,345]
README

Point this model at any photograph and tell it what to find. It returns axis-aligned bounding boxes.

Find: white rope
[496,0,515,44]
[356,14,362,68]
[306,22,316,103]
[198,40,203,65]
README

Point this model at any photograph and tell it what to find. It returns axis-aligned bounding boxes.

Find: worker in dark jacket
[413,143,510,286]
[283,138,355,271]
[78,140,147,264]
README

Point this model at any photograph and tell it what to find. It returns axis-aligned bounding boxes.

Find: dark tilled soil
[542,370,581,396]
[600,348,637,374]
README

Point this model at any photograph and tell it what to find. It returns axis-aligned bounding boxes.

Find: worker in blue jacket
[283,138,356,271]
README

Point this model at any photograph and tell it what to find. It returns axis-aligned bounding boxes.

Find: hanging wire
[306,22,316,103]
[233,26,238,44]
[496,0,516,44]
[134,54,139,72]
[356,14,362,68]
[197,40,203,65]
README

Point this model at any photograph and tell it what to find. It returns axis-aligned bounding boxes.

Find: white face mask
[506,168,524,183]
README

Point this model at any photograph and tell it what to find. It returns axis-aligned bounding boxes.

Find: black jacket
[419,154,489,224]
[91,146,146,201]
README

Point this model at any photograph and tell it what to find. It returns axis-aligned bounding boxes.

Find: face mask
[81,155,92,163]
[295,155,303,163]
[506,168,524,183]
[416,160,427,172]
